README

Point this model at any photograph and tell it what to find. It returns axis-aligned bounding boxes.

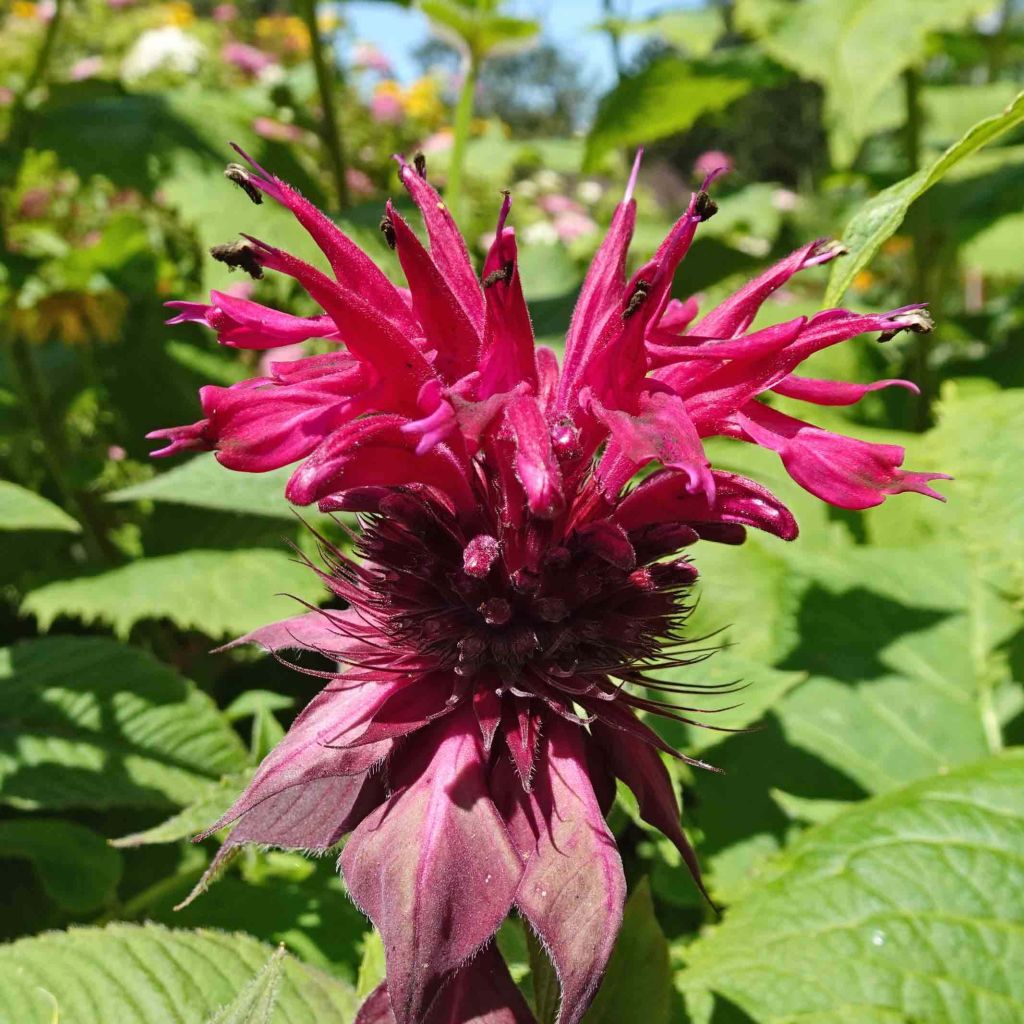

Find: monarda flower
[150,149,948,1024]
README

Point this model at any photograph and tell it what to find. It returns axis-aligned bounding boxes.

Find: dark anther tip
[224,164,263,205]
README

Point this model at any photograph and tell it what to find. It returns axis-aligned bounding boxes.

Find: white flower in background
[122,27,203,82]
[576,179,603,204]
[514,179,539,199]
[522,220,560,246]
[533,169,563,191]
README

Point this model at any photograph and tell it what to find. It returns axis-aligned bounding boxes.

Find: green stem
[601,0,624,81]
[298,0,350,211]
[445,56,478,225]
[3,331,116,562]
[902,68,934,428]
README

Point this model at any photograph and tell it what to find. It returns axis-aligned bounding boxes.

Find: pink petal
[590,390,714,503]
[557,193,637,413]
[496,715,625,1024]
[736,402,951,510]
[207,290,340,349]
[218,609,378,657]
[693,239,843,338]
[771,374,920,406]
[200,376,370,472]
[501,697,541,790]
[341,707,523,1024]
[388,202,481,383]
[479,199,537,396]
[285,414,476,508]
[231,145,417,335]
[357,944,536,1024]
[615,468,798,542]
[505,395,565,519]
[181,772,384,908]
[244,237,434,411]
[591,718,712,905]
[397,156,485,331]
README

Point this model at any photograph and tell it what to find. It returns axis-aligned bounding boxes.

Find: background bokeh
[1,2,1023,1022]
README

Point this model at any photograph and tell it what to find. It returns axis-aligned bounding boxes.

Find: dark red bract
[154,148,948,1024]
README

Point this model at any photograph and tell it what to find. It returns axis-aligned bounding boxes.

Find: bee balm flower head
[151,148,948,1024]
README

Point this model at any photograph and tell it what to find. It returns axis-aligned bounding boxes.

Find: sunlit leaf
[736,0,1003,167]
[0,924,357,1024]
[825,89,1024,305]
[204,945,285,1024]
[22,548,325,639]
[583,57,753,172]
[108,453,297,520]
[0,482,79,534]
[0,637,246,810]
[679,752,1024,1024]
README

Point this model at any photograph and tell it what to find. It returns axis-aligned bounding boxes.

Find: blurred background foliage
[1,0,1024,1022]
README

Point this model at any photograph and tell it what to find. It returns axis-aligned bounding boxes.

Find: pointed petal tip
[624,147,643,203]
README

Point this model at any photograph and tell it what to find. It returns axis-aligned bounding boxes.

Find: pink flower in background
[213,3,237,22]
[69,56,104,81]
[694,149,734,179]
[18,187,52,220]
[417,128,453,154]
[537,193,585,216]
[552,210,599,243]
[352,41,393,75]
[223,41,276,77]
[150,147,947,1024]
[251,117,303,144]
[107,445,127,462]
[370,91,404,124]
[0,88,14,107]
[346,167,376,199]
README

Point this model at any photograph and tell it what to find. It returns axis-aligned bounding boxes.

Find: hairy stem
[298,0,351,210]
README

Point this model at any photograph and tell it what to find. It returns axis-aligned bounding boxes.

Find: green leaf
[601,8,724,58]
[108,454,297,521]
[205,945,285,1024]
[735,0,1002,167]
[0,923,358,1024]
[111,770,254,848]
[773,543,1001,794]
[418,0,540,60]
[679,752,1024,1024]
[583,57,753,172]
[0,819,122,912]
[583,879,671,1024]
[0,637,247,810]
[0,482,80,534]
[825,90,1024,306]
[355,929,386,1000]
[22,548,325,639]
[525,926,560,1024]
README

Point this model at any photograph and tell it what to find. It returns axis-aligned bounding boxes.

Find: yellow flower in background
[11,1,38,18]
[160,1,194,27]
[852,270,877,292]
[12,290,128,346]
[317,7,341,33]
[882,236,913,256]
[403,76,442,120]
[256,14,310,57]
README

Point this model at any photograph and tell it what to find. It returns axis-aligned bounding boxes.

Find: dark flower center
[324,486,700,706]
